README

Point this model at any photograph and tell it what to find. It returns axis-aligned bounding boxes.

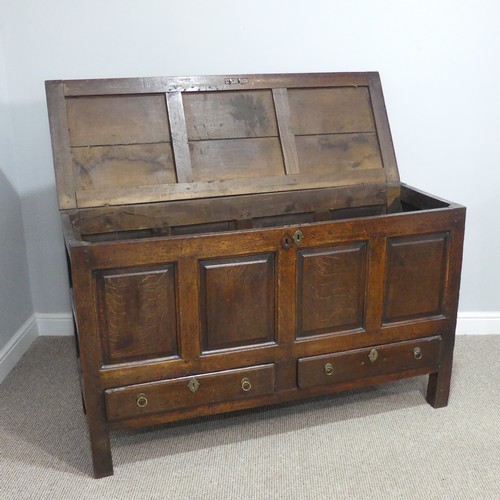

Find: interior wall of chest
[66,185,450,243]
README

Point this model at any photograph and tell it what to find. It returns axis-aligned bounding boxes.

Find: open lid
[45,72,399,210]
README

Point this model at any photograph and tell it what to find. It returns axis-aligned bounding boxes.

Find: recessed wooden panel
[297,242,367,338]
[97,265,178,365]
[66,94,170,146]
[184,91,278,140]
[384,233,449,323]
[295,133,383,175]
[200,253,275,351]
[288,87,375,135]
[72,143,176,191]
[190,137,285,182]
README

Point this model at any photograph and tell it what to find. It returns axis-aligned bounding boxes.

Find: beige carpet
[0,336,498,499]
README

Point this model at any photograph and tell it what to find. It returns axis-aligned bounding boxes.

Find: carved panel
[97,265,178,365]
[297,242,367,337]
[200,253,276,351]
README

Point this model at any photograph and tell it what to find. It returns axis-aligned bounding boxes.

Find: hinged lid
[45,72,399,210]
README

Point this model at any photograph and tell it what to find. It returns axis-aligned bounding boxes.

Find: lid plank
[66,94,170,147]
[46,72,399,210]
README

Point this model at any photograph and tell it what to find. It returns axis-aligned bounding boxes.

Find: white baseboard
[37,313,74,336]
[0,314,38,384]
[456,312,500,335]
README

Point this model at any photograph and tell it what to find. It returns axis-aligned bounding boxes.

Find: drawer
[297,336,442,389]
[105,364,275,422]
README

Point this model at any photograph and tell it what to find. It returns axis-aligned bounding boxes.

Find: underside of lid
[45,72,399,209]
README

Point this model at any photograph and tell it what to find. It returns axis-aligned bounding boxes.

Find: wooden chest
[45,72,465,478]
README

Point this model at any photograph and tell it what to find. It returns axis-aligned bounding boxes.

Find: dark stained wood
[66,94,170,147]
[297,242,367,337]
[96,265,178,365]
[298,336,442,388]
[46,73,466,478]
[109,366,436,431]
[97,316,450,389]
[427,206,466,408]
[74,184,388,236]
[384,232,449,322]
[400,183,450,210]
[105,364,275,422]
[199,253,276,351]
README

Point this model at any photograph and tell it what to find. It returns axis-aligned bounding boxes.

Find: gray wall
[0,35,34,350]
[0,1,499,340]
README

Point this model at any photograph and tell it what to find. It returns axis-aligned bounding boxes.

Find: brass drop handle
[324,362,334,376]
[136,393,148,408]
[413,347,422,360]
[241,377,252,392]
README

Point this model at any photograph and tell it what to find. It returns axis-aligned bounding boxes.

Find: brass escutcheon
[282,233,293,250]
[136,393,148,408]
[413,347,422,360]
[188,378,200,394]
[369,348,378,363]
[293,229,304,247]
[324,362,334,376]
[241,377,252,392]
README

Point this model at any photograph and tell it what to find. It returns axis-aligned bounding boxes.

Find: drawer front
[105,364,275,422]
[298,336,442,389]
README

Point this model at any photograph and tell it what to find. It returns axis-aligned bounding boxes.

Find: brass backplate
[369,348,378,362]
[324,362,334,375]
[187,378,200,393]
[293,229,304,247]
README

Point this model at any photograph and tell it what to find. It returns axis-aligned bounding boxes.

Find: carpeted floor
[0,336,498,499]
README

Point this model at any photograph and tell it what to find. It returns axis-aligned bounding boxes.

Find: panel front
[296,242,367,338]
[96,264,178,365]
[383,232,449,323]
[199,253,276,352]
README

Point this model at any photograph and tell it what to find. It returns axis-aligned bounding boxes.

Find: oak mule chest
[45,72,465,478]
